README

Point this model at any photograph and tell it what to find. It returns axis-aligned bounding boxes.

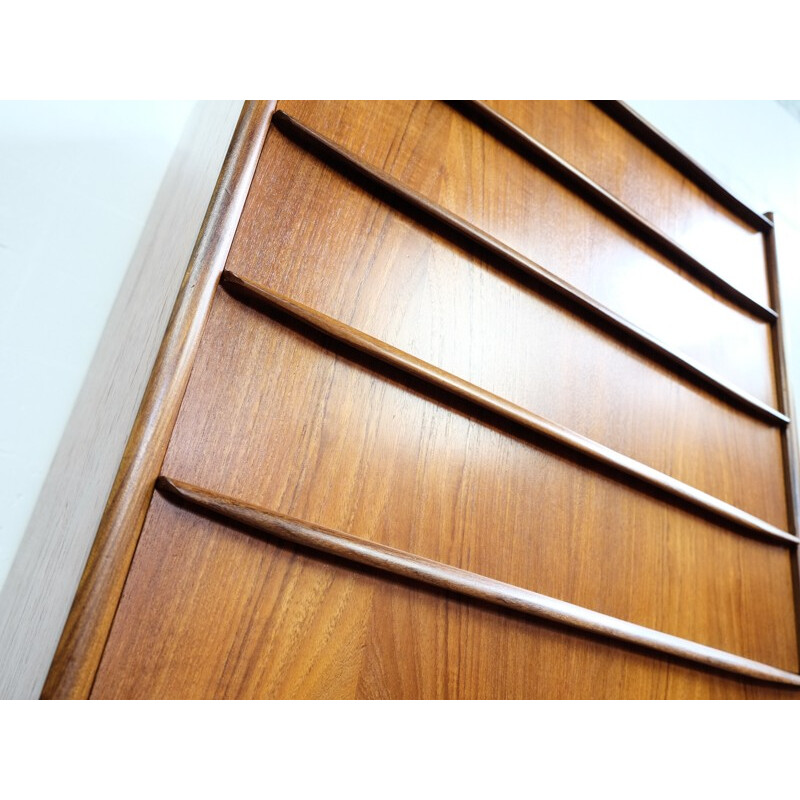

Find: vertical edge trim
[40,100,278,700]
[763,212,800,671]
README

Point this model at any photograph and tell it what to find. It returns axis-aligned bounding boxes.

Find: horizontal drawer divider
[270,110,788,427]
[222,270,797,547]
[449,100,776,323]
[156,475,800,688]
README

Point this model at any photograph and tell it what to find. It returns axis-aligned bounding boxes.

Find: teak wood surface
[494,100,773,305]
[591,100,773,234]
[41,101,277,699]
[48,101,800,699]
[450,101,776,323]
[221,270,794,545]
[150,476,800,688]
[270,109,784,426]
[271,103,778,412]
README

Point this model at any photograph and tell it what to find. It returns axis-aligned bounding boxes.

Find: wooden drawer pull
[449,100,776,323]
[157,475,800,688]
[223,271,797,547]
[271,110,788,427]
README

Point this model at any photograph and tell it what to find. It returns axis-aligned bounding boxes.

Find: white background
[0,101,197,588]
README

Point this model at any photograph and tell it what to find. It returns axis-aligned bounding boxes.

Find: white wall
[0,100,242,698]
[0,102,194,588]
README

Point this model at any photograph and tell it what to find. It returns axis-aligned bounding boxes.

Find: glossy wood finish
[451,100,776,322]
[40,101,277,700]
[0,101,243,700]
[222,270,795,545]
[764,213,800,663]
[488,100,772,307]
[275,101,777,408]
[66,101,799,699]
[226,118,788,530]
[765,215,800,524]
[90,288,797,696]
[154,476,800,687]
[272,110,785,426]
[92,494,799,699]
[592,101,773,232]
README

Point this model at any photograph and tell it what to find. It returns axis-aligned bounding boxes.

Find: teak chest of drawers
[43,101,800,699]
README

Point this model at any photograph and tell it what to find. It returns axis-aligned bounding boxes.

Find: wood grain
[139,291,797,671]
[592,101,772,232]
[765,214,800,525]
[40,100,277,700]
[450,100,775,322]
[83,101,798,699]
[271,109,785,426]
[490,100,772,307]
[91,493,799,699]
[154,475,800,687]
[764,212,800,666]
[275,101,777,407]
[226,124,789,530]
[222,270,795,545]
